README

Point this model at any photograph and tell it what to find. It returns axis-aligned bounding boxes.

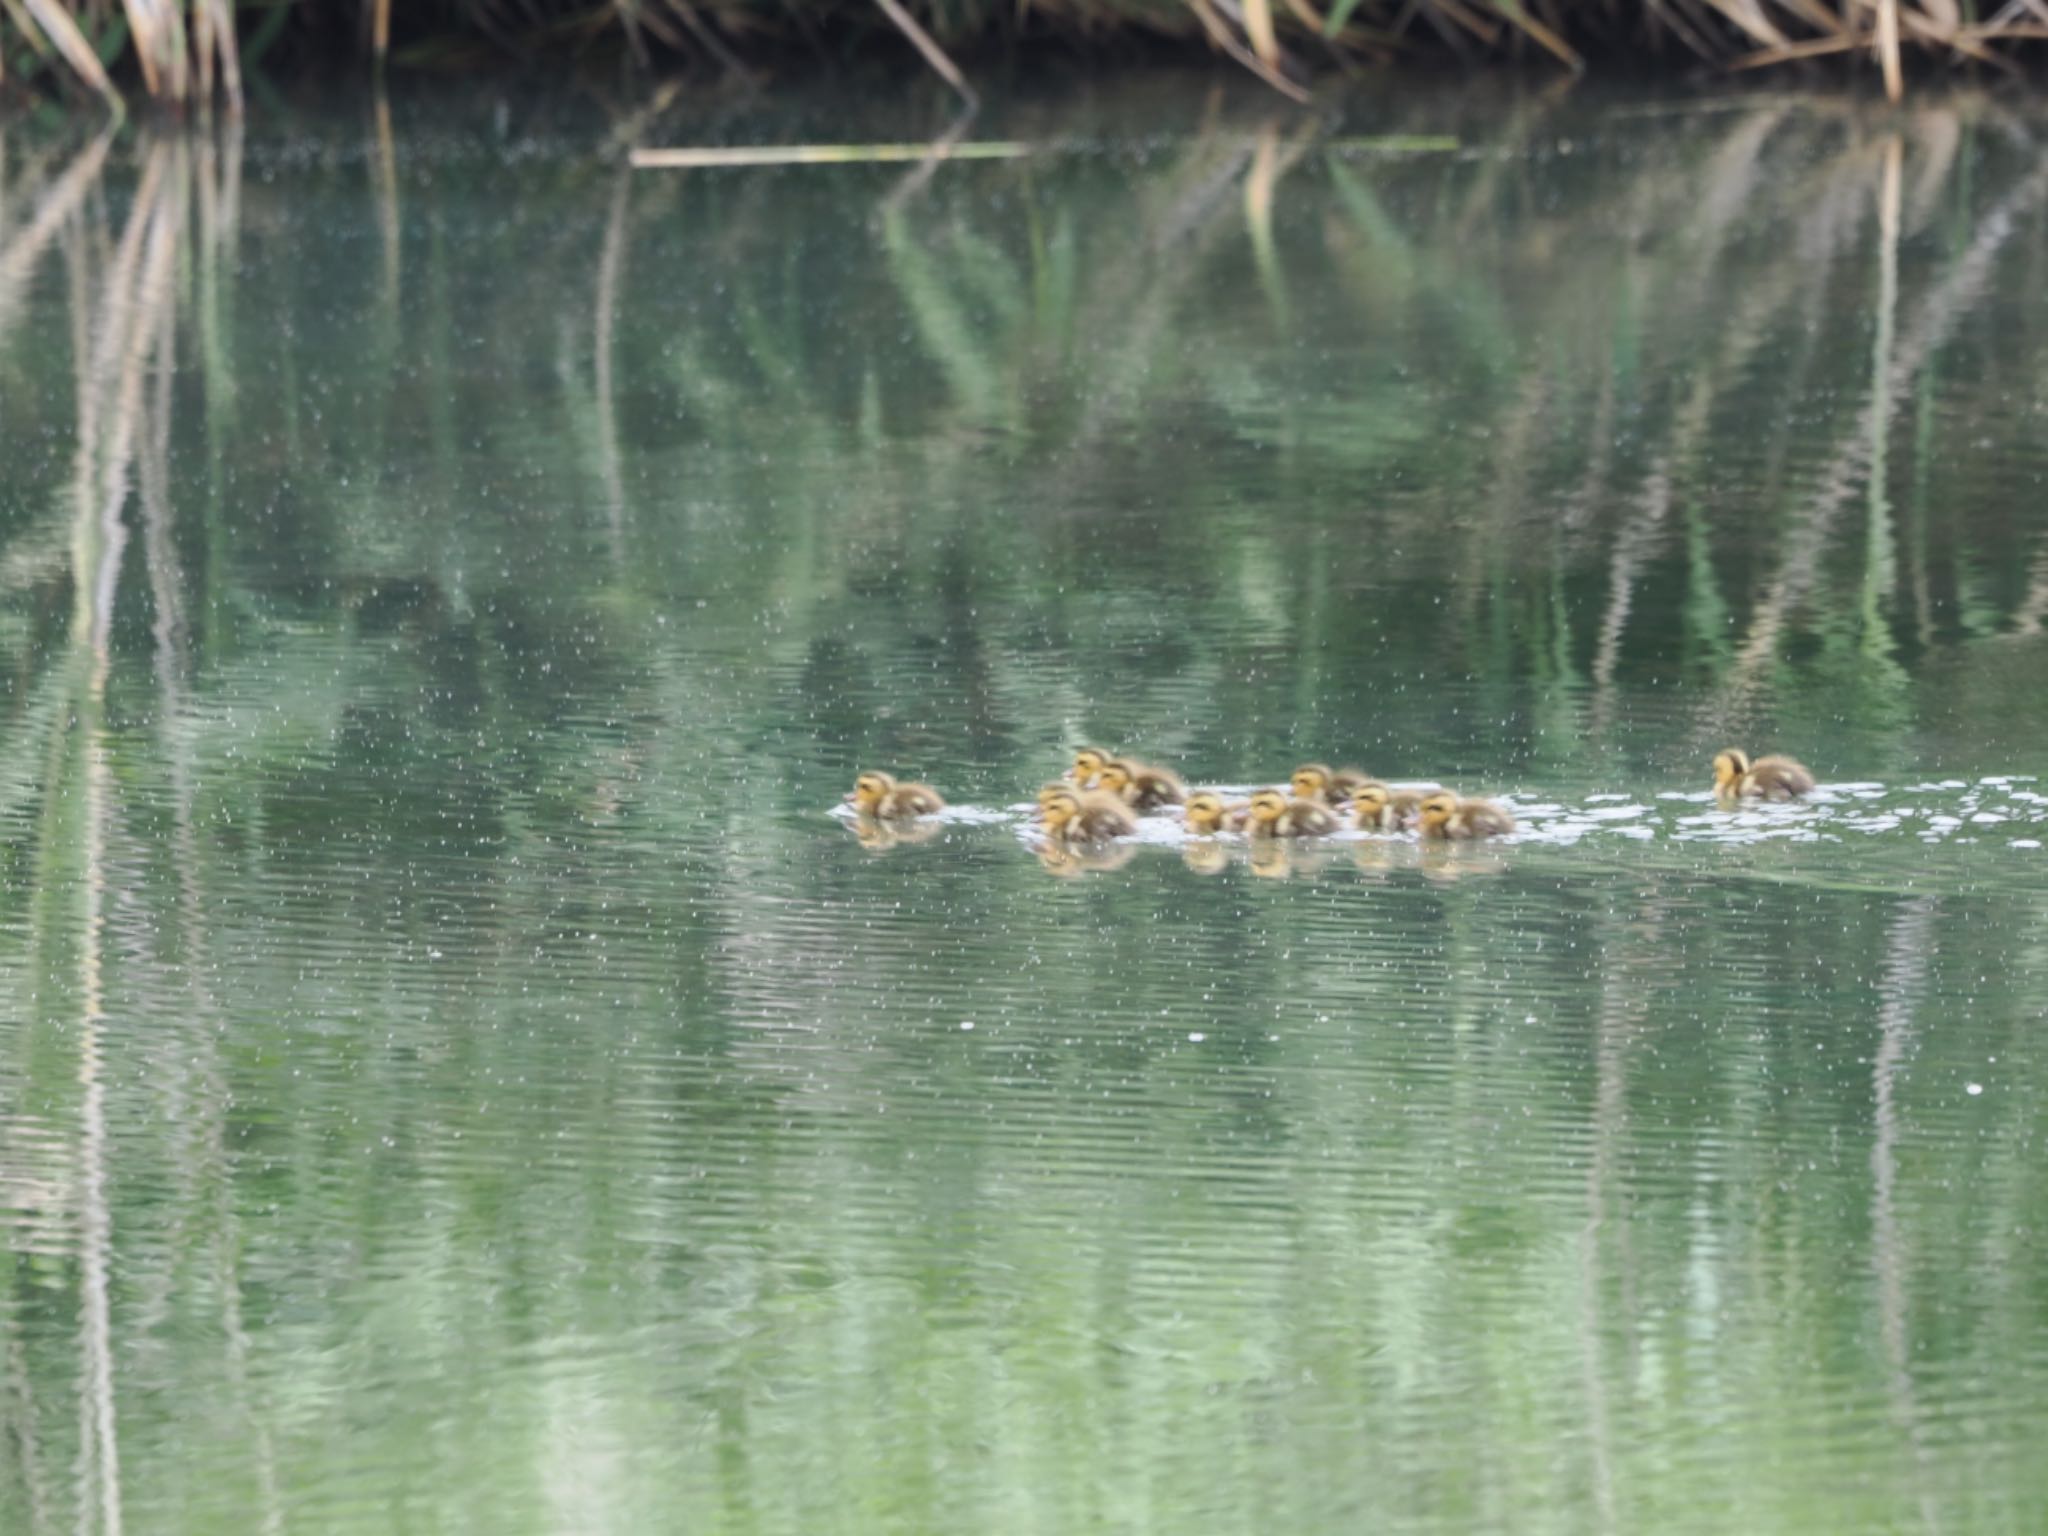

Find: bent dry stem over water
[4,78,2048,1534]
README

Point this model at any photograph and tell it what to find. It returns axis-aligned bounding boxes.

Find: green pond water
[3,74,2048,1534]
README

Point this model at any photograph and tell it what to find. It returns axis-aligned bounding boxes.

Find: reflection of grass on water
[6,94,2048,795]
[7,95,2048,1534]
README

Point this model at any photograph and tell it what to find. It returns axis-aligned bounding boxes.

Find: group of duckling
[1035,750,1517,845]
[847,746,1816,854]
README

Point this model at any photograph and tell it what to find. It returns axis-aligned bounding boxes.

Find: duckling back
[1745,755,1815,801]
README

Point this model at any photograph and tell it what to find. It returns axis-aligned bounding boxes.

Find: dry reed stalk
[871,0,978,105]
[1877,0,1904,100]
[17,0,123,112]
[1186,0,1312,98]
[210,0,243,108]
[1243,0,1282,63]
[632,141,1033,167]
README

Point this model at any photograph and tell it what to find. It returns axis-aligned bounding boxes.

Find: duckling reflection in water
[848,814,944,851]
[1096,758,1186,811]
[1181,840,1234,875]
[1248,838,1338,880]
[1419,841,1509,883]
[1245,788,1340,839]
[1713,748,1815,803]
[1038,786,1138,843]
[1417,790,1515,841]
[1038,839,1140,877]
[847,771,946,819]
[1350,836,1422,880]
[1291,763,1371,808]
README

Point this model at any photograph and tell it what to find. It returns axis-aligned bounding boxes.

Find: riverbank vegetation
[3,0,2047,116]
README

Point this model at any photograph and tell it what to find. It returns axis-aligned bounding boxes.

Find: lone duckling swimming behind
[1417,791,1515,841]
[848,771,946,819]
[1245,788,1340,838]
[1040,787,1138,843]
[1713,748,1815,802]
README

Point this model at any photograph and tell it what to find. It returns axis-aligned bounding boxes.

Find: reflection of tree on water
[1,91,2047,1534]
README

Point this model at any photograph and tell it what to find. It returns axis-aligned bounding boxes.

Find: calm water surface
[3,75,2048,1534]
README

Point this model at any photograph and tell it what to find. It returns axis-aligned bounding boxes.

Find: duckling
[1417,790,1515,841]
[1290,763,1372,807]
[1070,748,1112,788]
[1244,787,1340,839]
[1351,781,1432,832]
[1039,787,1137,843]
[847,771,946,819]
[1713,748,1815,802]
[1095,758,1186,811]
[1183,791,1250,835]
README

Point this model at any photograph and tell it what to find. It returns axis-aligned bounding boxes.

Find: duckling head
[1037,782,1069,812]
[1096,761,1135,797]
[1185,791,1228,833]
[1040,788,1082,834]
[1352,783,1390,824]
[1072,748,1109,783]
[1247,788,1290,829]
[847,772,896,813]
[1712,749,1751,791]
[1418,791,1459,835]
[1291,763,1333,800]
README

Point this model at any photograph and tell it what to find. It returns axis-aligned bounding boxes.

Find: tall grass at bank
[3,0,2047,113]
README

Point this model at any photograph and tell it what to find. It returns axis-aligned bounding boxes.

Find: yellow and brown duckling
[1350,780,1434,832]
[1290,763,1373,807]
[1095,758,1186,811]
[847,771,946,820]
[1713,748,1815,802]
[1417,790,1516,841]
[1183,791,1250,835]
[1244,787,1340,838]
[1039,786,1138,843]
[1070,747,1113,788]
